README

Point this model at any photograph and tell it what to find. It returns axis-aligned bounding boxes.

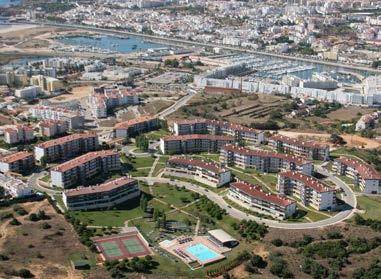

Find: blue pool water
[185,244,220,262]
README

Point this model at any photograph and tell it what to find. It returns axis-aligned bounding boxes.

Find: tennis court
[93,229,153,261]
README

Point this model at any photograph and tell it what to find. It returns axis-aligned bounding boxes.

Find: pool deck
[159,235,230,268]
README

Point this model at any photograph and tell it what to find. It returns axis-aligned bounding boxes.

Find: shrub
[40,222,51,230]
[326,231,343,239]
[17,268,33,278]
[0,254,9,261]
[9,218,21,226]
[13,206,28,216]
[28,213,39,222]
[302,258,328,279]
[271,238,284,247]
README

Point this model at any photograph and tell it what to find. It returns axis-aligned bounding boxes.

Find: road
[35,21,381,75]
[137,175,356,230]
[156,88,197,119]
[28,171,61,196]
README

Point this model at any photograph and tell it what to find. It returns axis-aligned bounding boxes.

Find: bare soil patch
[0,200,109,279]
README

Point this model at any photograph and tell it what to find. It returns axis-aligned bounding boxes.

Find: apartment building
[89,87,140,118]
[4,125,35,144]
[220,144,313,175]
[166,157,231,188]
[173,119,265,144]
[268,134,330,161]
[333,157,381,194]
[30,106,84,130]
[0,174,33,197]
[0,151,34,174]
[15,85,42,99]
[30,75,64,93]
[278,171,336,211]
[160,134,234,155]
[38,120,69,138]
[228,181,296,220]
[114,115,160,138]
[51,150,120,188]
[62,176,140,211]
[35,132,99,163]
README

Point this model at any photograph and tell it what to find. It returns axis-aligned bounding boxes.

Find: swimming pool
[185,243,221,263]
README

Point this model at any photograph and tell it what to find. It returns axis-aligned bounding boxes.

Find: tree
[40,155,48,168]
[330,134,346,145]
[140,194,148,212]
[0,186,5,198]
[135,135,149,151]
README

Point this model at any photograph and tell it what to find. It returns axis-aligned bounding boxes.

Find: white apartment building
[63,177,140,211]
[221,144,313,175]
[228,181,296,220]
[89,87,139,118]
[34,132,99,163]
[0,151,34,174]
[51,150,121,188]
[0,174,33,197]
[4,125,35,144]
[269,134,330,161]
[278,171,336,211]
[30,106,84,130]
[15,85,42,99]
[114,115,160,138]
[173,119,265,144]
[166,156,231,188]
[334,157,381,194]
[38,120,69,138]
[160,134,235,155]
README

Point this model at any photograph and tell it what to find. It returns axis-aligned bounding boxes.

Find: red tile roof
[222,144,311,165]
[39,119,66,128]
[168,156,226,174]
[270,134,328,149]
[231,181,295,207]
[36,132,97,149]
[279,171,333,193]
[114,115,158,129]
[162,134,235,141]
[336,157,381,180]
[0,151,33,163]
[63,176,137,197]
[52,150,118,173]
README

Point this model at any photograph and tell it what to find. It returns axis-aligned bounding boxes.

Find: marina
[55,34,166,54]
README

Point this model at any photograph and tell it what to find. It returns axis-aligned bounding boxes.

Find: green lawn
[152,183,197,208]
[54,194,66,211]
[356,196,381,220]
[40,175,50,182]
[130,156,156,169]
[69,197,144,227]
[196,153,220,162]
[146,129,170,141]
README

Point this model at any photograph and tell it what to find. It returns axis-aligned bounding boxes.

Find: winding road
[137,168,357,230]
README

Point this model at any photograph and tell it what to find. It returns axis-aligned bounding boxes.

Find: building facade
[220,144,313,175]
[15,85,42,99]
[166,157,231,187]
[89,87,140,118]
[0,174,33,197]
[269,134,329,161]
[35,132,99,163]
[0,151,34,174]
[4,125,35,144]
[114,115,160,138]
[278,171,336,211]
[30,106,84,130]
[333,157,381,194]
[38,119,69,138]
[160,134,234,155]
[228,181,296,219]
[50,150,120,188]
[173,119,265,144]
[62,177,140,211]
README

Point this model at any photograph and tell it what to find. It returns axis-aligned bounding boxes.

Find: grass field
[146,129,170,141]
[70,196,172,227]
[356,196,381,220]
[152,183,197,208]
